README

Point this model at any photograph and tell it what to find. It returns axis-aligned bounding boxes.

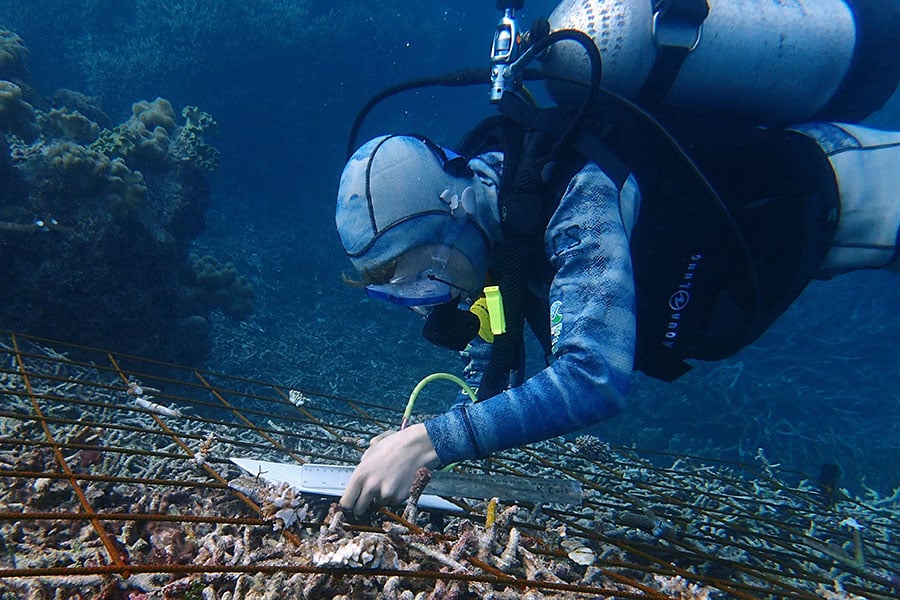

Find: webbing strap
[497,94,630,189]
[636,0,709,106]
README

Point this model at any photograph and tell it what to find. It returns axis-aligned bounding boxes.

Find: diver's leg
[792,123,900,278]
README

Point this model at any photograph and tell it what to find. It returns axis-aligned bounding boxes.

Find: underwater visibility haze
[0,0,897,505]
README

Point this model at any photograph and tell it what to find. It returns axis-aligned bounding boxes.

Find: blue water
[1,0,897,495]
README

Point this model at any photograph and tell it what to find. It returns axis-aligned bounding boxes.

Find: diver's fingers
[368,429,397,447]
[341,466,385,516]
[339,474,363,514]
[354,486,381,517]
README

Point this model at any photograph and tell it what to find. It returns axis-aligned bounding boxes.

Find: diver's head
[336,134,497,308]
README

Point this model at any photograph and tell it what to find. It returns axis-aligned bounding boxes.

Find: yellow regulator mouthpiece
[483,285,506,335]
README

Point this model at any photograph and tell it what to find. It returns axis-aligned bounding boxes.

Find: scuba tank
[542,0,900,126]
[342,0,899,386]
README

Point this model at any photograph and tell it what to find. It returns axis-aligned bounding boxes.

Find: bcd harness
[456,91,839,398]
[344,17,839,400]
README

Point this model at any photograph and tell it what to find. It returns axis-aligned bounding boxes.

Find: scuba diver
[334,0,900,515]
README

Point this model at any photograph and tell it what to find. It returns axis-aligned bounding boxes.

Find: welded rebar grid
[1,331,898,599]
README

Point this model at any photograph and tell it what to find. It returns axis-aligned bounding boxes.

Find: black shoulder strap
[637,0,709,107]
[455,100,571,400]
[496,94,631,191]
[466,106,550,400]
[456,115,518,158]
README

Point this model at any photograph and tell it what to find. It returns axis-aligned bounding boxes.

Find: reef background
[1,1,897,495]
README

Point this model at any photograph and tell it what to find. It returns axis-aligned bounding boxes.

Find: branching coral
[402,467,432,522]
[2,343,898,599]
[145,521,197,563]
[652,575,718,600]
[295,502,401,572]
[228,475,309,532]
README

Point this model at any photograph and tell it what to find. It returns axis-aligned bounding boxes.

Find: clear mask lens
[364,244,476,308]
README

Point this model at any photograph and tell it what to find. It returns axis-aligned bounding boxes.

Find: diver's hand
[340,423,439,516]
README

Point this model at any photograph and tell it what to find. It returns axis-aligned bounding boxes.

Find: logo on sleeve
[550,300,563,353]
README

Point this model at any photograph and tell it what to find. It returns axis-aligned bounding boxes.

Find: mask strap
[407,133,475,178]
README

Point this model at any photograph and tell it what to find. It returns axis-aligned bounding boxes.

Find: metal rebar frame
[1,331,897,599]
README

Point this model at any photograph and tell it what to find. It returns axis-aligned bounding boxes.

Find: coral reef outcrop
[50,88,111,129]
[0,27,248,364]
[0,28,28,80]
[170,105,220,172]
[183,253,255,320]
[0,80,38,142]
[90,97,176,168]
[37,107,100,145]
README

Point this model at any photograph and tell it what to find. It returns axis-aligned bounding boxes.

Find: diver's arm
[425,163,638,464]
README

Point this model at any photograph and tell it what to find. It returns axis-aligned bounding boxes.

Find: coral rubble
[0,338,897,600]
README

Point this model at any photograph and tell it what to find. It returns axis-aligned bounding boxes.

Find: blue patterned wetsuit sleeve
[425,163,637,464]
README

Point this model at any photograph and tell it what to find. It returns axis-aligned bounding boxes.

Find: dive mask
[365,243,478,308]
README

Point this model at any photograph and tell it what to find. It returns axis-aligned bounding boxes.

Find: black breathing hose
[345,68,552,159]
[477,28,603,401]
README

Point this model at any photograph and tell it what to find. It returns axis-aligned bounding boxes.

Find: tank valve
[490,0,525,102]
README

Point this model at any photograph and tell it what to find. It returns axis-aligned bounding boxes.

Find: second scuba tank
[541,0,900,126]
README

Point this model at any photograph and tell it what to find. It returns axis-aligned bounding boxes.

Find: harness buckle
[650,0,708,52]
